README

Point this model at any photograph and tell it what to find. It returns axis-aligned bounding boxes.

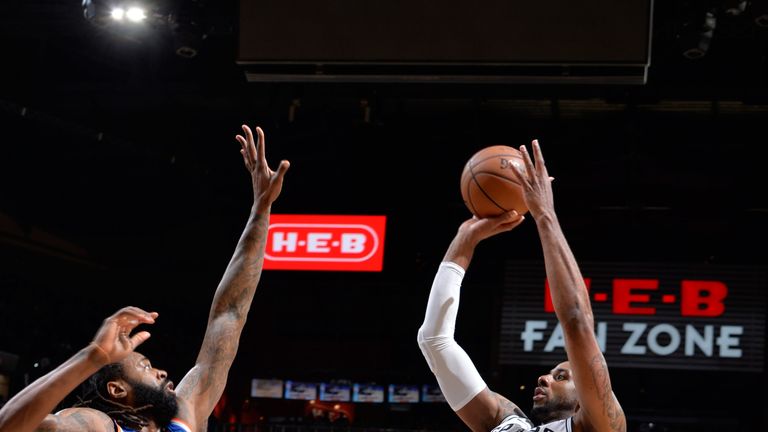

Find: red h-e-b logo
[544,278,728,317]
[264,214,386,271]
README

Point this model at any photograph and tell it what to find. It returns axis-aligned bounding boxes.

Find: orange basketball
[460,145,528,218]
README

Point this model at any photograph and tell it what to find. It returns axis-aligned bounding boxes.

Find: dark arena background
[1,0,767,431]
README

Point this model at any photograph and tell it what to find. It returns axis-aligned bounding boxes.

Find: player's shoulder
[40,407,114,431]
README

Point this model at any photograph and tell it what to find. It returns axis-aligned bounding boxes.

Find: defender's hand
[236,124,290,208]
[89,306,157,365]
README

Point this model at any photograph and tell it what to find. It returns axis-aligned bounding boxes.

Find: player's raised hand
[510,139,555,220]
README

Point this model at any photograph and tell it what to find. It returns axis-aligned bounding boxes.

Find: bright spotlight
[111,7,125,21]
[126,7,147,22]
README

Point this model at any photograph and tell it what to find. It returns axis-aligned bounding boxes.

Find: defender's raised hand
[236,124,290,208]
[90,306,158,365]
[171,123,291,430]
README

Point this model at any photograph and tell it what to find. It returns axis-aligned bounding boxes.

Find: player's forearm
[535,212,594,329]
[209,207,271,321]
[442,230,479,271]
[0,346,105,432]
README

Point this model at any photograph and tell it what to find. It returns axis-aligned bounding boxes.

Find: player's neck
[533,408,573,425]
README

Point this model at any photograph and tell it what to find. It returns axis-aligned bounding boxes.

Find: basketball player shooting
[0,124,289,432]
[417,140,626,432]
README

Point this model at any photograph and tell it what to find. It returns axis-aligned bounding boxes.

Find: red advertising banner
[264,214,386,271]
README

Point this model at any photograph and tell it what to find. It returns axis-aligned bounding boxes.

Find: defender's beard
[129,378,179,428]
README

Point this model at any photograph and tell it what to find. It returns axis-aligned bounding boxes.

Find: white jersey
[490,414,573,432]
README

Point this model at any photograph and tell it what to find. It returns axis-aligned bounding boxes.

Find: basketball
[460,145,529,218]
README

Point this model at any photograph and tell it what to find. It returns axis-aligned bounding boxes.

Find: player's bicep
[491,391,528,424]
[456,388,527,432]
[36,408,113,432]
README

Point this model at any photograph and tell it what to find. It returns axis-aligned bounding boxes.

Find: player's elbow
[416,326,428,348]
[417,326,457,352]
[417,326,446,373]
[416,321,435,344]
[559,309,595,334]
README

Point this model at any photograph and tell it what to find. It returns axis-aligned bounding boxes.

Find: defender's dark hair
[73,363,153,430]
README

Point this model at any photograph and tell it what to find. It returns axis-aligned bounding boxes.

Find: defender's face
[120,352,175,397]
[114,352,180,428]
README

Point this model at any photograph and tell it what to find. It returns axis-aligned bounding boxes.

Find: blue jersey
[113,418,192,432]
